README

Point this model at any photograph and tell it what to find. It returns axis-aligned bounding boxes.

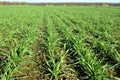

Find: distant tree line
[0,1,120,6]
[0,1,28,5]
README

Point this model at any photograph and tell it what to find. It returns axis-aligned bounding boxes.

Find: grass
[0,6,120,80]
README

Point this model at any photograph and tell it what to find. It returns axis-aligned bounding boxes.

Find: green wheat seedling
[72,34,106,80]
[43,14,73,80]
[0,22,40,80]
[57,13,107,79]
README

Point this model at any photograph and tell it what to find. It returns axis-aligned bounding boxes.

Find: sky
[0,0,120,3]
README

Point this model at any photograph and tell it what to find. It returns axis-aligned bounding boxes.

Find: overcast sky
[0,0,120,3]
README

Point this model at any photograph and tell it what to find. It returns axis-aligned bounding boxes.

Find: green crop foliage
[0,6,120,80]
